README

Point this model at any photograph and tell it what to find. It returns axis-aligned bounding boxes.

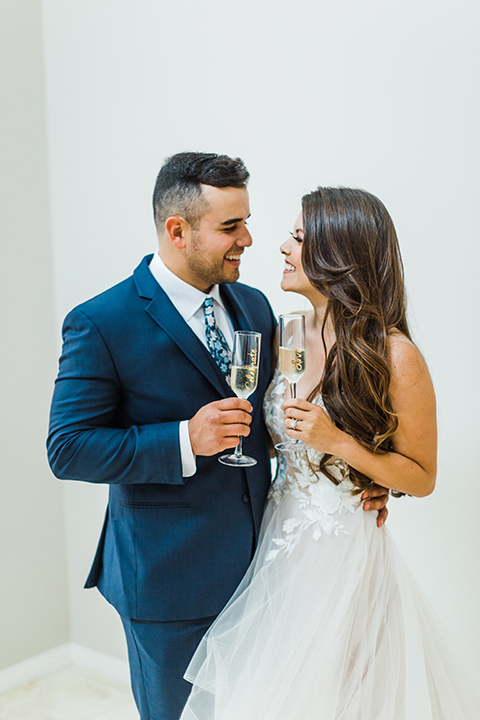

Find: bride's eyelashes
[289,231,303,244]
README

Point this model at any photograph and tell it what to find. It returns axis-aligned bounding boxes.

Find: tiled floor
[0,666,139,720]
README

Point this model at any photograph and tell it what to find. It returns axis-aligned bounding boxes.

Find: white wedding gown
[181,368,480,719]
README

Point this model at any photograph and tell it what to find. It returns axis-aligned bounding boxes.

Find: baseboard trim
[0,644,71,694]
[0,643,129,695]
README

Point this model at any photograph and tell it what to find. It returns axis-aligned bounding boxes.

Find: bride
[180,187,480,719]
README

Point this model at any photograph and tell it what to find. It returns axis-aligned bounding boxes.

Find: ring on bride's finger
[291,418,299,430]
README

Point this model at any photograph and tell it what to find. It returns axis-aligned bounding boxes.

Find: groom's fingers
[188,398,253,456]
[376,507,388,527]
[362,484,389,504]
[362,484,390,526]
[217,397,253,413]
[363,494,389,512]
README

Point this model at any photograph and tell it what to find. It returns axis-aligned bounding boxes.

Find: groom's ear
[164,215,189,249]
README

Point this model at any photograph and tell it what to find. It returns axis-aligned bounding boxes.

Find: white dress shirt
[148,252,234,477]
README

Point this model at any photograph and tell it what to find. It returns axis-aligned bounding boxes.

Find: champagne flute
[219,331,262,467]
[275,314,306,452]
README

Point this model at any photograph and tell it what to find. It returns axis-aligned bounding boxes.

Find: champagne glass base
[219,453,257,467]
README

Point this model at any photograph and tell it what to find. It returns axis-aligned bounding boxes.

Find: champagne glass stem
[235,436,243,458]
[290,382,299,444]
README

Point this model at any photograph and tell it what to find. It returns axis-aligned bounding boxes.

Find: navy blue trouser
[120,614,217,720]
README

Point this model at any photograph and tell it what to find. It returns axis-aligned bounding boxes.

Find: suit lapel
[134,257,231,397]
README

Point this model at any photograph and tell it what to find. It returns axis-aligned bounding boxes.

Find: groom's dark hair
[153,152,249,231]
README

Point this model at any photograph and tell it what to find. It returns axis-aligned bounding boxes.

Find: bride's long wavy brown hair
[301,187,412,495]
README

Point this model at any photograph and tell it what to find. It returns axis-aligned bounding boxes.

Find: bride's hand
[282,397,344,455]
[283,398,390,528]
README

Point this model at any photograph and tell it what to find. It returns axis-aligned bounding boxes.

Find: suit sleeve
[47,308,184,485]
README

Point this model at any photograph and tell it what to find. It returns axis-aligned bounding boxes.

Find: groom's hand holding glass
[188,398,253,457]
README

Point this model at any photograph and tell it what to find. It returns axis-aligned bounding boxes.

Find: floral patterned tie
[204,297,232,380]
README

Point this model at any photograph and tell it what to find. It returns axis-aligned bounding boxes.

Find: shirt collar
[148,252,226,321]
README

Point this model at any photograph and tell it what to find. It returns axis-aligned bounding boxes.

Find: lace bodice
[263,366,361,559]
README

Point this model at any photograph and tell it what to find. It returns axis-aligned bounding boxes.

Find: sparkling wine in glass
[219,331,261,467]
[275,313,306,452]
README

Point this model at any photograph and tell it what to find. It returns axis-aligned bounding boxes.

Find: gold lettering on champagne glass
[291,349,303,371]
[247,349,258,365]
[245,349,258,390]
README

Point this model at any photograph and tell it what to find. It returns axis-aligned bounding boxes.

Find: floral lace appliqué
[266,452,359,562]
[263,365,361,564]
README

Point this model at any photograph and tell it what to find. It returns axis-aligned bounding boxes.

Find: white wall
[0,0,69,671]
[40,0,479,673]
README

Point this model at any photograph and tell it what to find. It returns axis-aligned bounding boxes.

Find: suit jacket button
[242,493,251,504]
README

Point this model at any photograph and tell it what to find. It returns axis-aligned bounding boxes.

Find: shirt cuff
[179,420,197,478]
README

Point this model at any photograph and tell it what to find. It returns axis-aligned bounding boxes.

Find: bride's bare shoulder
[387,329,416,354]
[387,330,430,386]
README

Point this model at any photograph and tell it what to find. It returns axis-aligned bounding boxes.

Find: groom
[47,152,389,720]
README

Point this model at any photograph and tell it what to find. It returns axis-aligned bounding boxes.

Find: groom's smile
[183,185,252,292]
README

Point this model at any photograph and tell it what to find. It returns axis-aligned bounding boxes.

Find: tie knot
[204,297,216,329]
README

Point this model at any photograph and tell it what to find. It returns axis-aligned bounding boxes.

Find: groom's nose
[238,225,253,247]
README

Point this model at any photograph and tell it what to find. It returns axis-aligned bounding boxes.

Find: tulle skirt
[181,492,480,719]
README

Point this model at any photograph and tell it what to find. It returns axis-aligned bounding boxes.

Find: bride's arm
[282,337,437,498]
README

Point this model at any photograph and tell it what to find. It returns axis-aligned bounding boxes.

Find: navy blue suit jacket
[47,256,277,621]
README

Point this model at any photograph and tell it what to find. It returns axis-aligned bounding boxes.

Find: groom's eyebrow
[220,213,251,226]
